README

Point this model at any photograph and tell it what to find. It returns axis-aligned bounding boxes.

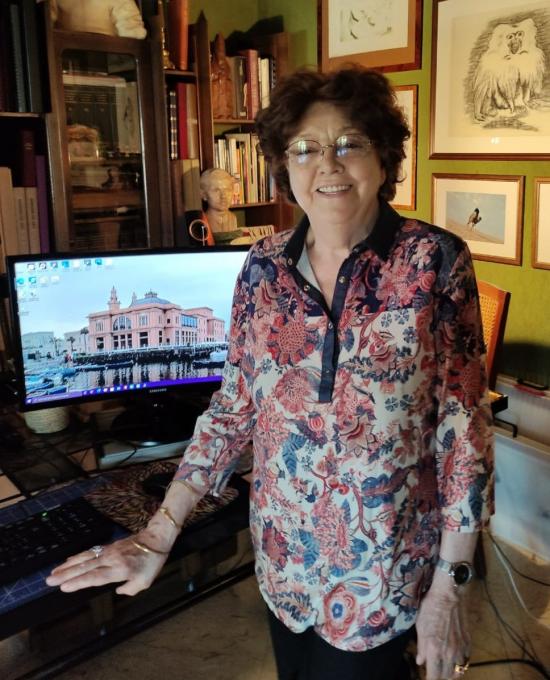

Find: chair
[475,280,511,579]
[477,280,511,390]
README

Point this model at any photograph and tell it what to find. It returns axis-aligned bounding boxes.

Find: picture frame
[533,178,550,270]
[318,0,422,72]
[430,0,550,159]
[390,84,417,212]
[432,174,524,265]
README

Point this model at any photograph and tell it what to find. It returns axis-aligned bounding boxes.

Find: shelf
[72,189,142,210]
[230,201,276,209]
[214,118,255,125]
[164,68,196,78]
[0,112,41,118]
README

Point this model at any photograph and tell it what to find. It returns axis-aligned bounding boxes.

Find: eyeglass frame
[284,134,374,166]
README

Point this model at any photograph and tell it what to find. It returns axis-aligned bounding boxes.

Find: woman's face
[285,101,386,233]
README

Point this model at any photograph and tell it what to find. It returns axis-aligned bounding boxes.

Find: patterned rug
[84,461,239,533]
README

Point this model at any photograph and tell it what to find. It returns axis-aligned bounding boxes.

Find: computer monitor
[6,246,249,441]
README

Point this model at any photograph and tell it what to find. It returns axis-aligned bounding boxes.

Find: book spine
[0,168,19,256]
[168,0,189,70]
[8,2,28,112]
[239,49,260,119]
[175,82,189,159]
[12,186,30,253]
[19,0,44,112]
[18,127,37,186]
[186,83,199,158]
[35,154,50,253]
[0,4,15,112]
[168,88,178,160]
[24,186,40,253]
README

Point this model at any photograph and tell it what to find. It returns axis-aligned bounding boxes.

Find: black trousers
[267,608,412,680]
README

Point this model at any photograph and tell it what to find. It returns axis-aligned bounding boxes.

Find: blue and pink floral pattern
[176,202,494,651]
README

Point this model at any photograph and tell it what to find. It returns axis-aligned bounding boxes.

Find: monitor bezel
[6,245,250,412]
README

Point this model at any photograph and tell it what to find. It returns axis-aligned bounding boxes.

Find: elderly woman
[47,67,493,680]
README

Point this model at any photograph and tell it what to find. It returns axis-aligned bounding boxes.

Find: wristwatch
[436,557,474,587]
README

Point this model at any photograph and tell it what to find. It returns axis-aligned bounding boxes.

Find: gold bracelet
[159,506,183,531]
[131,538,169,556]
[168,478,204,497]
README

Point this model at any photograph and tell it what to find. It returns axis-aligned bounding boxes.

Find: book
[12,186,29,253]
[0,168,19,258]
[185,83,200,158]
[35,154,50,253]
[181,158,201,211]
[16,127,37,186]
[238,49,260,119]
[8,2,28,112]
[168,88,178,160]
[175,82,189,159]
[24,186,40,253]
[168,0,189,71]
[227,55,247,119]
[19,0,44,112]
[259,57,271,109]
[0,4,15,112]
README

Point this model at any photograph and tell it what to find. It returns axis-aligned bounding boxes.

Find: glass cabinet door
[61,49,148,251]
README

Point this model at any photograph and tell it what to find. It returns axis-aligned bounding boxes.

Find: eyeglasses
[285,134,373,166]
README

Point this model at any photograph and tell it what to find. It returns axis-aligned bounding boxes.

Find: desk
[0,467,253,680]
[490,390,508,416]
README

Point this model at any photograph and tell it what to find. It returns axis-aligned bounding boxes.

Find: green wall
[201,0,550,384]
[190,0,260,39]
[254,0,550,382]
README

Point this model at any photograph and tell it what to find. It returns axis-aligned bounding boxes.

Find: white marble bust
[51,0,147,39]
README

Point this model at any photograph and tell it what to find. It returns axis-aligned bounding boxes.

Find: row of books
[0,128,50,271]
[214,132,275,205]
[0,0,47,113]
[167,82,200,161]
[219,50,275,121]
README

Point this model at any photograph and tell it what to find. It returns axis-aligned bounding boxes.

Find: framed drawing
[533,178,550,269]
[432,174,524,265]
[319,0,422,72]
[430,0,550,159]
[390,85,417,211]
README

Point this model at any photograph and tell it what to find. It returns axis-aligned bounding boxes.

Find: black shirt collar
[283,200,403,265]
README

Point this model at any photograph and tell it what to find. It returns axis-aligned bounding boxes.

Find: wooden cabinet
[45,27,171,252]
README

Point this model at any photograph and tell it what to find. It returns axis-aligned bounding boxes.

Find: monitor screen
[7,246,249,412]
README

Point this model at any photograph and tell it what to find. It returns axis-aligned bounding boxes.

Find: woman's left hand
[415,585,471,680]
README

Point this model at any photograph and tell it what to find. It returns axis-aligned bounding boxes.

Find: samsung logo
[148,388,168,393]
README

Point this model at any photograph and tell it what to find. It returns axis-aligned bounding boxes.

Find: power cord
[487,532,550,587]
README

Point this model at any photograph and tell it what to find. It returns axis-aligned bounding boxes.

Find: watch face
[453,563,473,585]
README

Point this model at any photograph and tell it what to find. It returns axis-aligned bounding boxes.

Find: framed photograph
[390,85,417,211]
[430,0,550,159]
[432,174,524,265]
[319,0,422,72]
[533,178,550,269]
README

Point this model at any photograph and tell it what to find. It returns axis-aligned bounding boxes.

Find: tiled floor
[2,535,549,680]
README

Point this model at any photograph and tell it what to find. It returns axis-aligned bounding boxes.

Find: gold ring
[454,660,470,675]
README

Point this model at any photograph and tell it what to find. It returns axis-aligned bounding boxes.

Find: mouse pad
[84,461,239,533]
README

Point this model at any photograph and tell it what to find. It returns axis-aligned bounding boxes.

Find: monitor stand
[110,394,205,447]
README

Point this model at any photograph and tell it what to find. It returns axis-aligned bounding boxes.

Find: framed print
[319,0,422,72]
[432,174,524,265]
[533,178,550,269]
[391,85,417,211]
[431,0,550,159]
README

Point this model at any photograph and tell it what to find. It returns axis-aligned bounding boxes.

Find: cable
[471,658,550,678]
[482,577,549,677]
[487,532,550,587]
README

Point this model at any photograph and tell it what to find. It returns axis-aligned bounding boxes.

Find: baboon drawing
[472,17,545,122]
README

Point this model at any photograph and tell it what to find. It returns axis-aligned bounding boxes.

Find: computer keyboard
[0,496,118,587]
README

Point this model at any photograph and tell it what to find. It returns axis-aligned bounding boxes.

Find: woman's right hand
[45,529,170,596]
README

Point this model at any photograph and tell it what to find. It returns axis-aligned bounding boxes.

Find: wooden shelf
[230,201,276,209]
[72,189,142,210]
[0,111,41,118]
[214,118,255,125]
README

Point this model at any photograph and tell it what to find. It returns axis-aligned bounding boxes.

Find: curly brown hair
[255,66,410,203]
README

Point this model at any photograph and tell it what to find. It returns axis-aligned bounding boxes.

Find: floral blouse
[176,201,494,651]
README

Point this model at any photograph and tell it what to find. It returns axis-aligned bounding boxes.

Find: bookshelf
[1,4,293,260]
[165,12,294,240]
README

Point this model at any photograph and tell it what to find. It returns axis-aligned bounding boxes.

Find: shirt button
[304,284,310,291]
[287,257,294,266]
[327,322,333,329]
[338,275,346,284]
